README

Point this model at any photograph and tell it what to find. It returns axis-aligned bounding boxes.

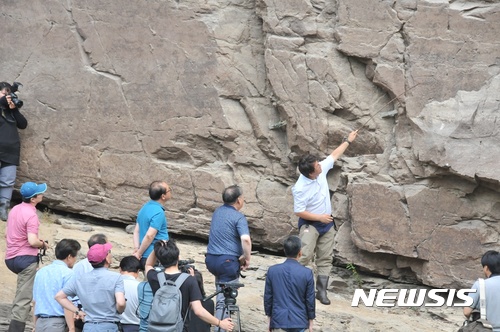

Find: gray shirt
[63,267,124,323]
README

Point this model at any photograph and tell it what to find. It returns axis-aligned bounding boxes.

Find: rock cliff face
[2,0,499,288]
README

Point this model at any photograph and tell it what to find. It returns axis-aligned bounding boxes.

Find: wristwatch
[343,137,351,144]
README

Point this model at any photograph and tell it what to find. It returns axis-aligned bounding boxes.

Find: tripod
[204,283,243,332]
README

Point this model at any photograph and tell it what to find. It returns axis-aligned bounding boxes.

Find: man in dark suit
[264,236,315,332]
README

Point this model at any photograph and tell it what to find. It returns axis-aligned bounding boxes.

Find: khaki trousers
[298,224,335,276]
[11,261,38,322]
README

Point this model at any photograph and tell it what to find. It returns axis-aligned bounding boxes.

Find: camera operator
[145,240,234,332]
[0,82,27,221]
[178,259,215,332]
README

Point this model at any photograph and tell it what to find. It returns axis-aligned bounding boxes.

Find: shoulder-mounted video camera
[178,258,195,274]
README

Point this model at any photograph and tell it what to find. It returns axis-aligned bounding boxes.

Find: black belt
[37,315,65,319]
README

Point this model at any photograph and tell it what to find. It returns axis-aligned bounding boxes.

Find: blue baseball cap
[20,182,47,199]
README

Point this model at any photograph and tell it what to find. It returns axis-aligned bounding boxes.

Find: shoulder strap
[479,278,487,320]
[157,271,167,286]
[175,273,190,288]
[175,273,190,324]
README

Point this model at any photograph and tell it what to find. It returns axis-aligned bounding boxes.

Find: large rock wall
[2,0,499,288]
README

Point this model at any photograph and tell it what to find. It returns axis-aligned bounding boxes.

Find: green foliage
[346,263,363,288]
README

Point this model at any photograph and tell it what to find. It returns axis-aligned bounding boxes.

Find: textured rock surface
[2,0,500,288]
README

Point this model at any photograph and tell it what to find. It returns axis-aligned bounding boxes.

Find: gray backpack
[148,272,190,332]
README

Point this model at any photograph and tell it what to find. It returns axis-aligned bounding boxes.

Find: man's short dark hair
[154,239,179,268]
[222,185,242,205]
[283,236,302,258]
[120,255,142,273]
[55,239,81,260]
[481,250,500,274]
[298,154,319,178]
[149,181,167,201]
[91,260,106,269]
[87,233,107,249]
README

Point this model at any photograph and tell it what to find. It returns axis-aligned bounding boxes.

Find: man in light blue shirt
[71,233,108,332]
[33,239,81,332]
[464,250,500,331]
[73,234,108,279]
[55,242,126,332]
[292,130,357,305]
[133,181,171,268]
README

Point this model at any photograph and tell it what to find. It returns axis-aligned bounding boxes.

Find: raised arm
[331,130,358,160]
[144,248,158,275]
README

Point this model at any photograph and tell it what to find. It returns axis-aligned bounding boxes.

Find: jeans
[0,163,16,201]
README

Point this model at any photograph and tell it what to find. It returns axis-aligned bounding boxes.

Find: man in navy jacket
[264,236,315,332]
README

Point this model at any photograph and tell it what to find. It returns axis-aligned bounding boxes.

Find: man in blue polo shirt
[133,181,171,267]
[264,236,315,332]
[205,185,252,327]
[292,130,357,305]
[33,239,81,332]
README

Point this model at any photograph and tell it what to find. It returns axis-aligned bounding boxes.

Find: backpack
[458,278,493,332]
[148,272,190,332]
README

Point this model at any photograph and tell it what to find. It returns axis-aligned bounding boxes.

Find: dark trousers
[186,298,214,332]
[121,324,139,332]
[204,254,240,282]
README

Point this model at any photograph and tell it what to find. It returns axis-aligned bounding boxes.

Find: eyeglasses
[165,187,172,194]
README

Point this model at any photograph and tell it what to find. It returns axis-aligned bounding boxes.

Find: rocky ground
[0,211,468,331]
